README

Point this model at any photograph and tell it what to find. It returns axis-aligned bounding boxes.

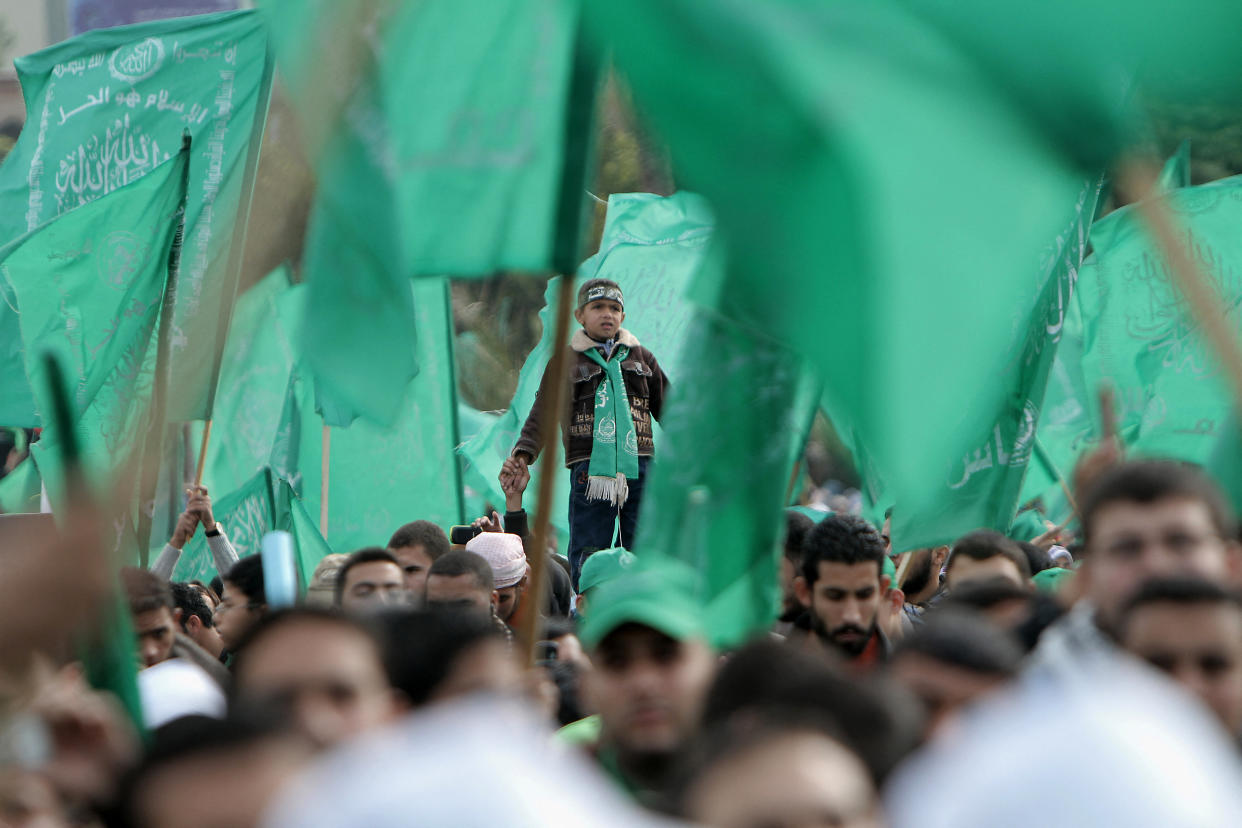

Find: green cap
[578,557,706,651]
[578,547,637,595]
[1033,566,1076,593]
[787,505,831,524]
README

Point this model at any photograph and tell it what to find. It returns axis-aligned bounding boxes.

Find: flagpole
[193,420,212,486]
[320,424,331,537]
[516,275,576,661]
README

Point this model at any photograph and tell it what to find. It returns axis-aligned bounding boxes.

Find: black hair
[222,555,265,606]
[120,567,174,615]
[112,710,300,828]
[229,608,385,700]
[940,576,1032,613]
[427,549,495,592]
[800,514,887,586]
[1015,540,1052,576]
[1118,576,1242,636]
[170,581,213,632]
[891,610,1023,676]
[334,547,402,606]
[541,616,577,640]
[673,712,870,822]
[946,530,1031,580]
[541,659,586,727]
[1081,459,1237,546]
[701,638,921,784]
[372,608,502,706]
[387,520,452,561]
[783,511,815,564]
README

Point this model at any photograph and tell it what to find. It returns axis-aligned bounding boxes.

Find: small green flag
[460,191,716,544]
[1,147,189,508]
[261,0,595,426]
[0,11,275,422]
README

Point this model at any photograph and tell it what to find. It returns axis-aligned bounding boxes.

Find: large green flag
[588,1,1090,554]
[1026,175,1242,494]
[0,11,274,423]
[190,270,463,554]
[459,191,716,544]
[888,178,1103,549]
[1,147,189,507]
[261,0,595,426]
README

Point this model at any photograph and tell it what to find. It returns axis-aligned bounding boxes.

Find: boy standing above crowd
[505,278,669,589]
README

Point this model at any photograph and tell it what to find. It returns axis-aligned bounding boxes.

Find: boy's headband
[579,284,624,309]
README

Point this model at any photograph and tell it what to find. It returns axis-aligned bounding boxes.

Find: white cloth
[263,695,674,828]
[886,655,1242,827]
[466,533,528,588]
[137,658,227,729]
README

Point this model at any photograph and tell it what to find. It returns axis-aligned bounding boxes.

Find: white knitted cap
[465,533,528,588]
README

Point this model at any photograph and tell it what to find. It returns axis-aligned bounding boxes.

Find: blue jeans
[568,457,649,591]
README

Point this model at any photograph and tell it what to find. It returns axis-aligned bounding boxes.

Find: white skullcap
[466,533,528,588]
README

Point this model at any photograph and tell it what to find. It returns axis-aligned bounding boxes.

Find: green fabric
[1028,175,1242,490]
[261,0,592,426]
[0,457,41,514]
[588,1,1091,559]
[188,272,463,554]
[888,178,1102,551]
[172,466,332,585]
[787,506,830,524]
[582,345,640,493]
[1009,509,1050,543]
[459,191,715,549]
[577,547,637,594]
[0,11,274,422]
[1157,141,1191,193]
[555,714,601,746]
[81,589,145,738]
[1033,567,1076,594]
[1,148,188,510]
[578,556,705,651]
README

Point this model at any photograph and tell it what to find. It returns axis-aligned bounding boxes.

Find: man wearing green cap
[577,558,717,807]
[575,546,637,616]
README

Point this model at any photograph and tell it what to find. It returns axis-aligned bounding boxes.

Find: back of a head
[428,550,495,592]
[1081,459,1237,546]
[170,581,212,630]
[941,577,1033,613]
[784,511,815,563]
[387,520,451,560]
[373,608,502,706]
[702,638,921,783]
[892,610,1024,677]
[224,555,266,604]
[1015,541,1052,576]
[230,608,382,690]
[800,514,887,583]
[121,567,174,615]
[947,530,1031,579]
[334,547,401,606]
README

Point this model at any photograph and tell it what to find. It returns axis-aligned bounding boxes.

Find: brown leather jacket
[513,329,668,468]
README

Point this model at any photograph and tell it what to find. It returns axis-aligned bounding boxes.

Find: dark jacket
[513,328,668,468]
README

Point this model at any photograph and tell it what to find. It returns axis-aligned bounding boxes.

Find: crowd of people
[3,278,1242,826]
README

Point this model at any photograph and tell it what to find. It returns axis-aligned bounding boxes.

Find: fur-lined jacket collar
[571,328,640,352]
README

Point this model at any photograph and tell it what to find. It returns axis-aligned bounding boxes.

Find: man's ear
[573,307,585,325]
[888,586,905,610]
[173,607,184,625]
[794,576,811,608]
[490,590,500,612]
[880,575,892,594]
[933,545,950,568]
[185,613,202,634]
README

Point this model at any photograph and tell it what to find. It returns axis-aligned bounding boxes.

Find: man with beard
[897,545,949,624]
[795,514,892,668]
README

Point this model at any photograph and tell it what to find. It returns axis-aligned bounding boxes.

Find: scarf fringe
[585,473,629,508]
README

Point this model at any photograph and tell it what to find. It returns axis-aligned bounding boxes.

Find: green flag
[172,466,331,583]
[1,147,189,508]
[261,0,595,426]
[191,271,463,554]
[888,178,1103,550]
[0,458,41,514]
[459,191,716,545]
[1028,175,1242,488]
[588,1,1090,555]
[0,11,275,422]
